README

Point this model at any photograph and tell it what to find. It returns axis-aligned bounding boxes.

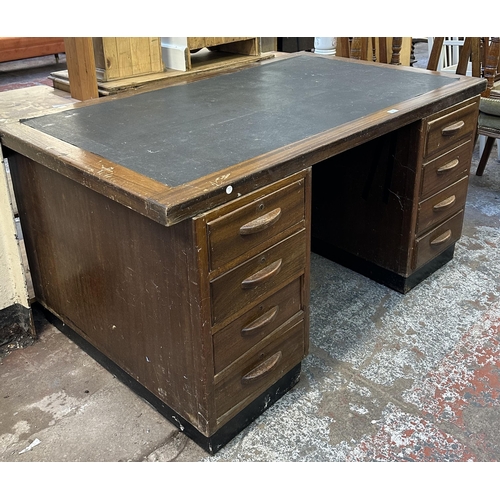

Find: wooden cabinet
[161,37,260,71]
[311,96,480,293]
[92,37,164,82]
[0,37,65,63]
[8,154,310,453]
[195,170,310,428]
[412,99,479,271]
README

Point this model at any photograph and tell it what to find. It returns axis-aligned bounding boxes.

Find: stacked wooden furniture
[92,37,164,82]
[0,37,64,63]
[51,37,165,97]
[52,37,267,96]
[336,37,412,66]
[164,37,261,71]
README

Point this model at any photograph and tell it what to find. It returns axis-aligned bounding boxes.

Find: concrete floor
[1,44,500,463]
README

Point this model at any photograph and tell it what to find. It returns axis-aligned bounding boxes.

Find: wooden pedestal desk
[0,54,485,453]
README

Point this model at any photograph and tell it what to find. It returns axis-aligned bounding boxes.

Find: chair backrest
[427,37,466,72]
[427,37,481,76]
[428,37,499,97]
[336,37,403,65]
[482,37,500,97]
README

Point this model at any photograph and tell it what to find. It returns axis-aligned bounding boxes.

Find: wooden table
[0,53,485,453]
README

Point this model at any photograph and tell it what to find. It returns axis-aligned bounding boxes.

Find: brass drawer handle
[240,208,282,235]
[241,259,282,289]
[433,195,456,211]
[241,351,282,384]
[241,306,279,336]
[430,229,452,246]
[441,120,465,136]
[437,159,459,173]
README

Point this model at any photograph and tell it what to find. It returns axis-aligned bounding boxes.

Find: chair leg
[476,136,496,176]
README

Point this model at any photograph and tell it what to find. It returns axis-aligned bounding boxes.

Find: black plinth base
[35,303,301,455]
[311,239,456,294]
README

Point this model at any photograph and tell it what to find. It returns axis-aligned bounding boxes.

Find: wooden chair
[428,37,500,175]
[336,37,404,65]
[474,37,500,175]
[427,37,482,76]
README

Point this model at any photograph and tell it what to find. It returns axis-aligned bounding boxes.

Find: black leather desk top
[24,55,457,187]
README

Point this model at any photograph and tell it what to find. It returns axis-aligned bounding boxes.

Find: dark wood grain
[421,140,472,198]
[210,230,307,328]
[206,176,306,272]
[213,280,303,374]
[416,177,468,234]
[215,319,305,424]
[9,153,214,434]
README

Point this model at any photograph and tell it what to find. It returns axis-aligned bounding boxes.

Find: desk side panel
[9,154,212,434]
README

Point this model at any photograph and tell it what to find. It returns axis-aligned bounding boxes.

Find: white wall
[0,151,31,322]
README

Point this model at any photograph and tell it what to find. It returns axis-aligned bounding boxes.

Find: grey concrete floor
[2,43,500,465]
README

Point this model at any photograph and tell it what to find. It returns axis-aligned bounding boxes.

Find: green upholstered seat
[479,96,500,117]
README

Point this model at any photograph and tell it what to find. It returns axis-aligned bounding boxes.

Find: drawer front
[421,140,472,199]
[213,279,303,374]
[208,179,306,271]
[417,176,468,235]
[423,102,478,158]
[415,210,465,269]
[211,230,306,327]
[215,319,305,420]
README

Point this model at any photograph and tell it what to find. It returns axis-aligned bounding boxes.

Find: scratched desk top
[23,55,457,187]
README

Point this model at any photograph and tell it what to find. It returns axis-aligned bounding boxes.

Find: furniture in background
[0,54,485,453]
[427,37,481,77]
[63,38,99,102]
[336,37,412,66]
[0,37,65,63]
[93,37,164,82]
[427,37,471,74]
[427,37,500,172]
[278,38,315,53]
[160,37,261,72]
[475,37,500,176]
[53,37,269,97]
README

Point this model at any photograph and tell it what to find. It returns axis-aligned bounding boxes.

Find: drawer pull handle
[433,195,456,211]
[241,259,282,289]
[437,159,459,173]
[430,229,452,246]
[239,208,282,235]
[241,306,279,336]
[441,120,465,136]
[242,351,282,384]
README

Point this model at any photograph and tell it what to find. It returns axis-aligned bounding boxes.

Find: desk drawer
[415,210,464,269]
[417,176,468,235]
[213,279,303,374]
[207,178,306,271]
[423,101,478,158]
[215,319,305,421]
[421,140,472,199]
[210,230,306,327]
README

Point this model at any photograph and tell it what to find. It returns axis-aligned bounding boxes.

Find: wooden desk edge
[0,57,486,227]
